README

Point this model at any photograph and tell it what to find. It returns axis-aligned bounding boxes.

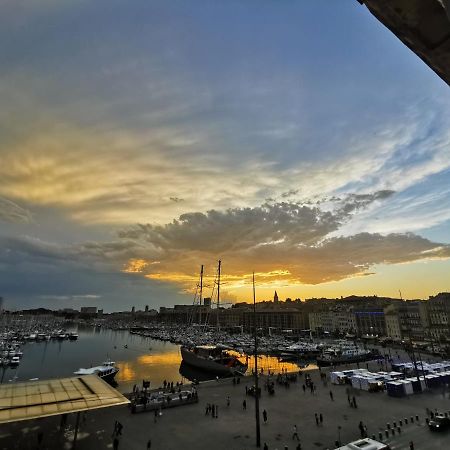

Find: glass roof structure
[0,375,130,424]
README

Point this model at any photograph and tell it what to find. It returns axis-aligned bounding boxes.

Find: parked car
[428,415,450,431]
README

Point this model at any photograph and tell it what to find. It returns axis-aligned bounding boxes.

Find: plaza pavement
[1,353,450,450]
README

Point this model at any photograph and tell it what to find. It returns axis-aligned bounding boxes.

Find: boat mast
[199,264,204,325]
[217,260,221,331]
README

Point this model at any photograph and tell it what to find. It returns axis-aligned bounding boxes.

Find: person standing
[319,413,323,425]
[263,409,268,423]
[243,399,247,410]
[112,433,120,450]
[292,424,300,441]
[37,431,44,449]
[358,421,364,438]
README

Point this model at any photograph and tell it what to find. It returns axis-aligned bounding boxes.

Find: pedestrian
[243,399,247,410]
[347,394,351,406]
[60,414,67,431]
[227,396,230,407]
[215,404,219,418]
[319,413,323,424]
[409,441,414,450]
[329,390,334,401]
[245,385,248,394]
[211,404,215,418]
[358,421,364,438]
[263,443,269,450]
[113,436,119,450]
[292,424,300,441]
[147,439,152,449]
[296,443,302,450]
[302,384,306,394]
[315,413,319,426]
[352,396,357,408]
[154,409,158,423]
[263,409,268,423]
[37,431,44,448]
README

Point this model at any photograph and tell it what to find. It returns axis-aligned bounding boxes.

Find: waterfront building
[159,304,211,324]
[384,307,402,340]
[426,292,450,341]
[354,308,386,337]
[383,301,428,341]
[242,308,308,334]
[308,308,356,335]
[80,306,98,315]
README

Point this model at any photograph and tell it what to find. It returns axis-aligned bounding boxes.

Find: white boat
[74,361,119,383]
[9,356,20,367]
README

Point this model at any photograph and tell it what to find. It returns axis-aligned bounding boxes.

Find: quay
[1,359,450,450]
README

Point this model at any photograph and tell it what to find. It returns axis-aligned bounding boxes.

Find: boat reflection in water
[179,351,317,383]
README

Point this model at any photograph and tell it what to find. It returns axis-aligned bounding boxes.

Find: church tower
[273,291,279,303]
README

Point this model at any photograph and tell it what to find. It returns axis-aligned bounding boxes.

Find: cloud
[38,294,101,302]
[114,195,450,290]
[281,189,299,198]
[1,190,448,303]
[0,197,33,223]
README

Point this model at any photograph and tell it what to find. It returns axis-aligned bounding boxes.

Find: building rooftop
[0,375,129,424]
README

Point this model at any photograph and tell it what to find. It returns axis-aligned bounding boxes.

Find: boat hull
[316,351,379,367]
[100,368,119,383]
[181,347,246,376]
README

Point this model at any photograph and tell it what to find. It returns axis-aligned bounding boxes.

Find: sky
[1,0,449,312]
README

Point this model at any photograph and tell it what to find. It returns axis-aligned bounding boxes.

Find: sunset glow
[1,1,449,311]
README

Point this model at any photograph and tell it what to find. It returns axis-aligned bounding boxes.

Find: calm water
[1,325,314,392]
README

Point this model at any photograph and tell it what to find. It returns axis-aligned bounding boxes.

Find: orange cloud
[123,258,149,273]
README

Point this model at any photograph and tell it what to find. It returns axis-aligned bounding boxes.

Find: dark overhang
[358,0,450,86]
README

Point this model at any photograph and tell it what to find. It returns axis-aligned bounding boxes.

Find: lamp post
[252,272,261,447]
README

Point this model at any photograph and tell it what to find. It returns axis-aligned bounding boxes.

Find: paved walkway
[1,356,450,450]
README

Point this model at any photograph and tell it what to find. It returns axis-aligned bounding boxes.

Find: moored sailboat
[181,261,248,376]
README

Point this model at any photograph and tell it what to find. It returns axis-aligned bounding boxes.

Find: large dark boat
[316,347,379,367]
[181,345,247,376]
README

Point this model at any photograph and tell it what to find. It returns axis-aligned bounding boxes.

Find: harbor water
[1,325,315,392]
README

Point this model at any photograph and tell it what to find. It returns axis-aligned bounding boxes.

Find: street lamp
[252,272,261,448]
